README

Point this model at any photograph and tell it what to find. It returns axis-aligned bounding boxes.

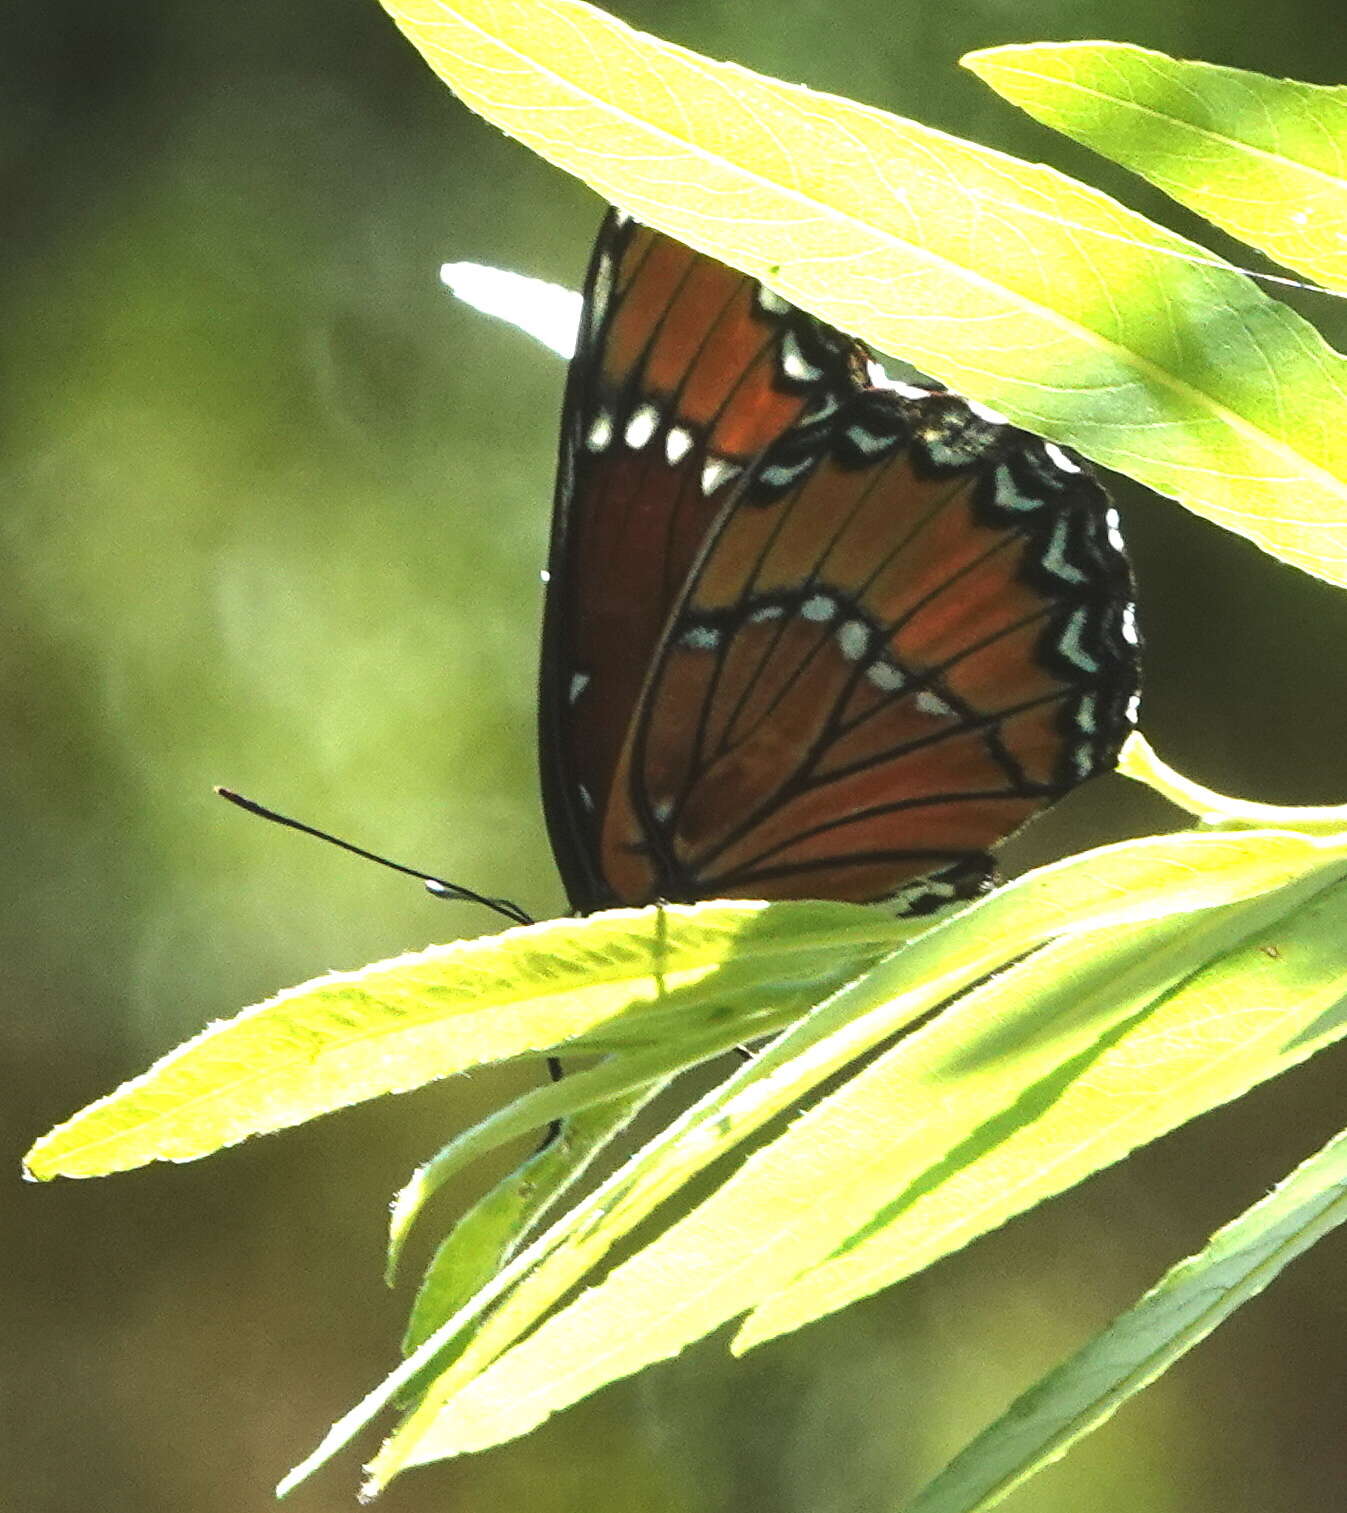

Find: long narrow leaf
[349,831,1347,1489]
[401,1084,660,1353]
[26,900,901,1179]
[903,1120,1347,1513]
[737,868,1347,1346]
[379,0,1347,585]
[966,42,1347,293]
[284,867,1021,1494]
[371,866,1347,1474]
[1119,731,1347,832]
[386,1007,804,1277]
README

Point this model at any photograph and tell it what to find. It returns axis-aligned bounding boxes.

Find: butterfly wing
[599,385,1140,908]
[540,210,865,912]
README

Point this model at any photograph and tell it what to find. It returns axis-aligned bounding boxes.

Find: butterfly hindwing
[599,384,1139,906]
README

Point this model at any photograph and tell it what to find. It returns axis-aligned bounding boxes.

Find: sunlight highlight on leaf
[379,0,1347,586]
[735,869,1347,1349]
[25,900,904,1180]
[441,261,582,356]
[966,42,1347,295]
[1119,731,1347,832]
[375,865,1347,1473]
[346,830,1347,1488]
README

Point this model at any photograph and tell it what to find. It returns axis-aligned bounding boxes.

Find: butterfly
[537,209,1140,918]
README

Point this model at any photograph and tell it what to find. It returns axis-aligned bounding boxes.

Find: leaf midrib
[979,56,1347,194]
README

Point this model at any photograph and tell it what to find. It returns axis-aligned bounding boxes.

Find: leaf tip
[21,1135,58,1183]
[959,40,1027,77]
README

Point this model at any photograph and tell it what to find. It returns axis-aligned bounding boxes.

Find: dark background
[7,2,1347,1510]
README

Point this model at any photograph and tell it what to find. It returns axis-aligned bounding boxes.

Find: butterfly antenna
[214,787,533,926]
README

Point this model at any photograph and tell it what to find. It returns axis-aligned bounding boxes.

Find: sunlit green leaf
[966,41,1347,294]
[370,863,1347,1475]
[385,1010,797,1279]
[1119,730,1347,831]
[401,1086,657,1352]
[736,869,1347,1348]
[25,900,904,1180]
[337,829,1347,1489]
[903,1120,1347,1513]
[378,0,1347,586]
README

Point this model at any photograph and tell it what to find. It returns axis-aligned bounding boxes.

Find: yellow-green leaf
[736,869,1347,1349]
[378,0,1347,586]
[1119,730,1347,831]
[966,41,1347,294]
[25,900,903,1180]
[400,1086,657,1352]
[903,1120,1347,1513]
[383,1006,802,1280]
[377,863,1347,1474]
[343,828,1347,1488]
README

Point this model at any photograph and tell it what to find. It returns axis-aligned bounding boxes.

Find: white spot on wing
[749,603,786,624]
[578,783,595,813]
[1075,692,1097,734]
[1044,442,1082,474]
[1121,603,1139,645]
[867,660,906,692]
[800,594,836,623]
[780,329,823,384]
[592,247,616,310]
[916,690,954,718]
[868,362,928,398]
[836,620,869,661]
[758,454,815,490]
[800,391,840,425]
[966,398,1008,426]
[652,798,674,824]
[994,463,1041,512]
[1041,517,1087,584]
[845,422,896,456]
[624,403,660,450]
[586,408,614,452]
[701,457,740,495]
[1105,506,1126,553]
[1057,607,1100,673]
[665,425,694,465]
[568,671,591,704]
[756,285,790,316]
[680,623,721,651]
[1125,691,1141,723]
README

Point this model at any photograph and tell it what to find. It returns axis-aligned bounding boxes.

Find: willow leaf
[378,0,1347,585]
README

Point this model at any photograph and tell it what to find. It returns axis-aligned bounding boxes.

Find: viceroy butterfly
[538,209,1140,918]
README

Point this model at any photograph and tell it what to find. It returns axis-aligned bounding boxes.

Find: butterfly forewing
[540,211,865,912]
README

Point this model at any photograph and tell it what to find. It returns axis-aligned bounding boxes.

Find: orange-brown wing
[539,210,866,913]
[599,385,1140,910]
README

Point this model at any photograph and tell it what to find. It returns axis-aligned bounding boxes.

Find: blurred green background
[7,1,1347,1510]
